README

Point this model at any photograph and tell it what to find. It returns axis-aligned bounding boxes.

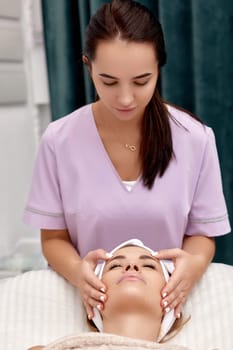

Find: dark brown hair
[83,0,175,188]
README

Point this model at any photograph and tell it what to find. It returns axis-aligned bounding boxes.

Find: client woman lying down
[29,239,190,350]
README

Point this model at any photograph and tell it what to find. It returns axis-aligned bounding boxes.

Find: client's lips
[117,273,145,284]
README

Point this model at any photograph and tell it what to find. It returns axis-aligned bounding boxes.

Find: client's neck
[102,313,161,342]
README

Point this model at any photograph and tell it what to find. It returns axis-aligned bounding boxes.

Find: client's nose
[125,263,139,271]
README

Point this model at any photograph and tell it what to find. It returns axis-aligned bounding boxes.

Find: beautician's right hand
[76,249,111,320]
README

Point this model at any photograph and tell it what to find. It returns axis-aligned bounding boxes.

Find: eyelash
[102,81,149,86]
[108,264,121,270]
[108,263,156,270]
[143,264,156,270]
[134,82,149,86]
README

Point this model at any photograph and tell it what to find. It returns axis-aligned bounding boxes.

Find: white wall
[0,0,50,270]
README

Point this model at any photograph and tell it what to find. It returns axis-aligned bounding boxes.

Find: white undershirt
[122,180,136,192]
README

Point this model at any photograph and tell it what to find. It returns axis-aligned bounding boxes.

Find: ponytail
[140,90,173,189]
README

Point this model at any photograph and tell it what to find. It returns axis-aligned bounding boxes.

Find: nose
[117,86,134,107]
[125,263,139,272]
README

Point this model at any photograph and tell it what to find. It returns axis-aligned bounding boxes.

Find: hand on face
[76,249,111,320]
[156,248,206,318]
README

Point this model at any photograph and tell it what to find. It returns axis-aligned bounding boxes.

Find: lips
[116,107,136,112]
[117,273,145,284]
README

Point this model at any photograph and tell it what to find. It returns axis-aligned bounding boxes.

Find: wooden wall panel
[0,26,23,61]
[0,0,26,104]
[0,66,27,104]
[0,0,21,19]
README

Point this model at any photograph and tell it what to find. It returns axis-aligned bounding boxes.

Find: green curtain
[41,0,233,264]
[42,1,86,119]
[159,0,233,264]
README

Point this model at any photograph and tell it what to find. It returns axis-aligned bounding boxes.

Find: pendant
[125,144,137,152]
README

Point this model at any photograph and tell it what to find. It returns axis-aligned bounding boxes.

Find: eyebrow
[99,73,152,80]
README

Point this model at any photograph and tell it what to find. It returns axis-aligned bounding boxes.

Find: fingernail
[100,287,106,293]
[165,307,170,313]
[176,313,181,319]
[97,304,102,311]
[152,251,158,256]
[162,300,168,307]
[106,252,112,258]
[87,314,92,320]
[100,295,105,302]
[162,292,167,298]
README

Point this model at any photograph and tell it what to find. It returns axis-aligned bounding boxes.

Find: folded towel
[44,332,191,350]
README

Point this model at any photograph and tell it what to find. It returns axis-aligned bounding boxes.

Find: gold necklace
[125,143,137,152]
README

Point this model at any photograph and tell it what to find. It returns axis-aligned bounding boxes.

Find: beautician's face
[102,246,165,306]
[90,38,159,122]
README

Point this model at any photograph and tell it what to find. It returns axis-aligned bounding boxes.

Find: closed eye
[102,81,117,86]
[134,81,149,86]
[102,81,149,86]
[143,264,156,270]
[108,263,122,270]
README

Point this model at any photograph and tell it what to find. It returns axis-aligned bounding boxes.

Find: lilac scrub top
[23,104,230,258]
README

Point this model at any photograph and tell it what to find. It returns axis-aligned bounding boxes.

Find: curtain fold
[41,0,85,119]
[192,0,233,264]
[159,0,233,264]
[159,1,195,111]
[41,0,233,264]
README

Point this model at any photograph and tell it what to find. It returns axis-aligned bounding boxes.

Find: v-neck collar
[89,104,141,193]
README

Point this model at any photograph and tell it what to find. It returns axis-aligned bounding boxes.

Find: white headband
[93,239,176,342]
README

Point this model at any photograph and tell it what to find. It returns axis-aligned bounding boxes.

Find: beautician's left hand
[156,248,207,318]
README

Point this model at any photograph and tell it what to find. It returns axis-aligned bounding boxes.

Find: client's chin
[102,288,162,320]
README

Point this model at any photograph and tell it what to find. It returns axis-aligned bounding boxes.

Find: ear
[82,55,89,65]
[82,55,92,75]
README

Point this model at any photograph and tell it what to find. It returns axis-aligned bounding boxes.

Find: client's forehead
[113,245,152,257]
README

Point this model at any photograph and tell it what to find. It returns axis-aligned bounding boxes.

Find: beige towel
[44,333,191,350]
